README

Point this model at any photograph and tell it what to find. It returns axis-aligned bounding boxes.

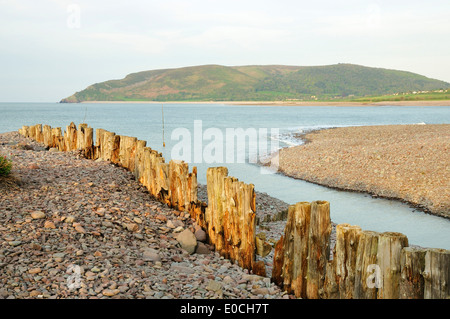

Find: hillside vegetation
[60,64,450,103]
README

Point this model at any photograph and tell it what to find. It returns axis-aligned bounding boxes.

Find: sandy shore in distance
[80,100,450,106]
[276,124,450,218]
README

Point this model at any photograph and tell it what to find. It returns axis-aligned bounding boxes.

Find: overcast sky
[1,0,449,102]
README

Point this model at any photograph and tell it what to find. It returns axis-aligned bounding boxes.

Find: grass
[351,90,450,102]
[0,155,12,177]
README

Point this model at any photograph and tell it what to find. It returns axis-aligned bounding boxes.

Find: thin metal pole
[162,104,165,147]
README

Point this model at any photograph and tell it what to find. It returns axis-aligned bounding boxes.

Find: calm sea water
[1,102,449,249]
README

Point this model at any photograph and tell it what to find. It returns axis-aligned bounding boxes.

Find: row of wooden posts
[271,202,449,299]
[18,123,449,299]
[18,123,256,272]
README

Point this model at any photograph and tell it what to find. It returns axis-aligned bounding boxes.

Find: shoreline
[0,131,295,299]
[273,124,450,219]
[74,100,450,107]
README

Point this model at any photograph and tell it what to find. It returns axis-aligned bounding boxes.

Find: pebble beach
[0,131,301,299]
[278,124,450,218]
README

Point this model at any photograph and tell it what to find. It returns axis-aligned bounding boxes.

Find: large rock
[175,229,197,254]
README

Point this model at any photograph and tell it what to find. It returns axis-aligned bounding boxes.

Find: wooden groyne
[19,123,255,271]
[272,200,449,299]
[19,123,449,299]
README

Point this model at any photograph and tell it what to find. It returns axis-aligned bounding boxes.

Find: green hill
[60,64,450,102]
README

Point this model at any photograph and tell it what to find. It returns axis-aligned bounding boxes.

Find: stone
[28,163,39,169]
[29,268,42,274]
[195,242,211,255]
[142,248,161,262]
[125,223,138,232]
[65,216,75,223]
[102,289,120,297]
[74,225,86,234]
[194,228,207,242]
[252,287,269,296]
[206,280,222,292]
[175,229,197,254]
[31,211,45,219]
[30,243,42,251]
[166,220,175,228]
[173,226,184,233]
[44,221,56,229]
[170,263,195,274]
[53,253,65,262]
[9,241,22,247]
[48,148,59,152]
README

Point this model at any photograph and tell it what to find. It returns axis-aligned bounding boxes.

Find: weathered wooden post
[28,124,37,140]
[94,128,105,160]
[332,223,361,299]
[423,248,450,299]
[399,247,427,299]
[35,124,43,143]
[306,200,331,299]
[134,140,147,182]
[188,200,208,230]
[376,232,409,299]
[205,167,256,270]
[272,235,285,288]
[76,123,88,150]
[118,135,137,172]
[42,125,52,148]
[83,126,94,159]
[205,167,228,254]
[64,122,77,151]
[322,258,339,299]
[354,230,380,299]
[101,131,120,163]
[52,127,64,151]
[280,202,311,298]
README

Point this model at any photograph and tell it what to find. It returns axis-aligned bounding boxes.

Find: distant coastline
[76,100,450,106]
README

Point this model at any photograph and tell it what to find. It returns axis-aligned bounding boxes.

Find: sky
[0,0,449,102]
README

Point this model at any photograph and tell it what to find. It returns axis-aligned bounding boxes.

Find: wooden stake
[354,230,380,299]
[400,247,427,299]
[376,232,409,299]
[423,248,450,299]
[306,200,331,299]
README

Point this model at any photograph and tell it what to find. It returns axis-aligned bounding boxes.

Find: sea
[1,102,449,249]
